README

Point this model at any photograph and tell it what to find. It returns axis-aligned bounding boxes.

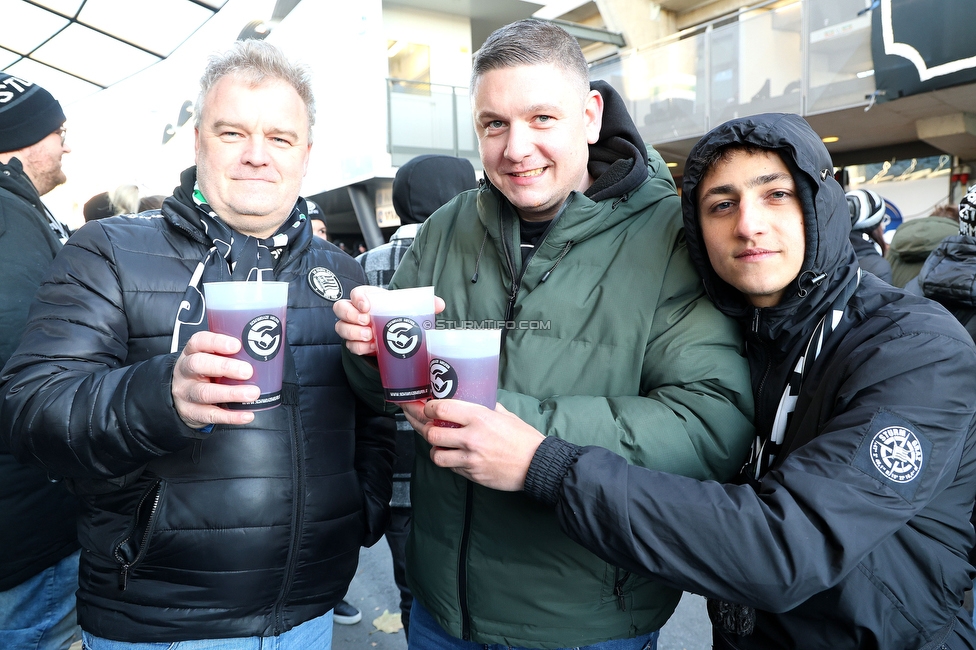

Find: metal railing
[589,0,875,146]
[386,78,480,168]
[383,0,876,161]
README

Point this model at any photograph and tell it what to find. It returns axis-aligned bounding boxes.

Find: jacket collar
[391,222,421,241]
[0,157,42,207]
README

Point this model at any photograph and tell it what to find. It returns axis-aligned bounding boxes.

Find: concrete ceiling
[383,0,545,50]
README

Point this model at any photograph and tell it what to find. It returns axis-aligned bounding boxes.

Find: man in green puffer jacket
[335,19,754,650]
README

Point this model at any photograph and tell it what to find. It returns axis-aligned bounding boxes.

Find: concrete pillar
[916,113,976,160]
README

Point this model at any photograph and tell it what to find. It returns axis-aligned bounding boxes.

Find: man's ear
[583,90,604,145]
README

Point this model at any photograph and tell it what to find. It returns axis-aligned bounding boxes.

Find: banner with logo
[870,0,976,103]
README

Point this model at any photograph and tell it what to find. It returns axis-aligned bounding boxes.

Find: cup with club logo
[204,281,288,411]
[426,328,502,414]
[369,286,435,402]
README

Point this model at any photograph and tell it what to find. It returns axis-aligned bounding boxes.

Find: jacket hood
[586,80,649,202]
[392,154,477,225]
[681,113,859,343]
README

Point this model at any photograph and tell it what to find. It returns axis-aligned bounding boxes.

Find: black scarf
[166,166,312,352]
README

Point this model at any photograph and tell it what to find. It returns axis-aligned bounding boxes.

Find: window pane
[31,22,160,87]
[0,0,70,54]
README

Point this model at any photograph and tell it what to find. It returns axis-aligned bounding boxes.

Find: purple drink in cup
[426,329,502,410]
[204,281,288,411]
[370,286,435,402]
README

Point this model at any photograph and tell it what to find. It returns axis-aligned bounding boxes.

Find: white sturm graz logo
[308,267,342,301]
[429,358,458,399]
[383,318,423,359]
[870,426,923,483]
[243,314,283,362]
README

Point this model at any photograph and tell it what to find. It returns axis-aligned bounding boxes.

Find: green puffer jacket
[345,150,755,648]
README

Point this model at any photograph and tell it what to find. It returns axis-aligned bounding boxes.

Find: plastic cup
[426,329,502,409]
[204,281,288,411]
[370,286,435,402]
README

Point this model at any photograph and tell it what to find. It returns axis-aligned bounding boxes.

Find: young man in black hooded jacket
[409,113,976,649]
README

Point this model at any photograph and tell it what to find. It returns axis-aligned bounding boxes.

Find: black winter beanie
[0,73,66,153]
[392,154,477,224]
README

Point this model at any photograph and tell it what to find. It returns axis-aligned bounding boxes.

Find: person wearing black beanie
[0,73,80,649]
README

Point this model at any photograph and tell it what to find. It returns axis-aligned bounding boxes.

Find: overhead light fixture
[822,136,840,143]
[857,69,875,78]
[666,162,678,168]
[238,19,276,41]
[177,100,194,127]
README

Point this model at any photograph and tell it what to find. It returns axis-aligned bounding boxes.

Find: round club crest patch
[429,358,458,399]
[242,314,283,362]
[383,317,423,359]
[308,267,342,301]
[869,426,923,483]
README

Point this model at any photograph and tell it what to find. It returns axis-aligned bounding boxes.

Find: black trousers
[385,506,413,640]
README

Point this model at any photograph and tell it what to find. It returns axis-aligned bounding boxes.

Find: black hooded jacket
[0,169,395,641]
[0,157,78,591]
[912,235,976,341]
[524,114,976,648]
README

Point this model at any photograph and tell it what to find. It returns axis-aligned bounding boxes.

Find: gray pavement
[334,539,711,650]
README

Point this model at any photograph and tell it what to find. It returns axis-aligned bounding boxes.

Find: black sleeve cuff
[523,436,583,507]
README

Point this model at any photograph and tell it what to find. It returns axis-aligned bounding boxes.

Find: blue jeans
[408,600,658,650]
[0,549,81,650]
[81,610,333,650]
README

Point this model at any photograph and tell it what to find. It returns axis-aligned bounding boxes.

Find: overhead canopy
[0,0,228,106]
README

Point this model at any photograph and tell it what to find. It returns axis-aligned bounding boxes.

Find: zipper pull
[613,581,627,611]
[505,285,518,322]
[542,241,574,283]
[752,308,761,333]
[119,564,130,591]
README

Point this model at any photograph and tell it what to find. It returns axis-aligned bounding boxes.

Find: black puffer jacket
[0,173,395,641]
[525,114,976,648]
[912,235,976,341]
[0,157,78,591]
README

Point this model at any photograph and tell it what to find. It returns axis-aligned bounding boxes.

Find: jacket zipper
[750,308,771,407]
[116,479,162,591]
[273,402,306,634]
[613,566,630,611]
[458,483,475,639]
[500,202,569,322]
[540,241,574,283]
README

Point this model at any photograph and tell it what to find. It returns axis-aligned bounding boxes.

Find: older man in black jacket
[0,41,394,649]
[410,114,976,648]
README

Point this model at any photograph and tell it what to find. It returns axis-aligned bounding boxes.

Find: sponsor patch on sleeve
[853,410,931,500]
